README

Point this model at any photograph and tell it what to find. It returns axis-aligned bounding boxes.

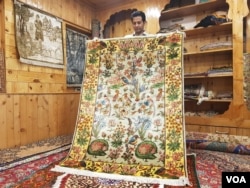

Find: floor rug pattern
[52,154,198,188]
[52,33,188,186]
[0,150,67,188]
[2,134,250,187]
[0,134,72,165]
[189,149,250,188]
[13,154,198,188]
[0,135,72,188]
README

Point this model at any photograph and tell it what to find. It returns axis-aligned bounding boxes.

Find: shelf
[184,48,232,56]
[185,116,234,126]
[184,22,232,37]
[158,0,250,133]
[185,73,233,78]
[185,98,232,102]
[160,0,228,20]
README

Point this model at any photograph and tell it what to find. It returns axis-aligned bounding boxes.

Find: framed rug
[244,53,250,110]
[14,0,64,69]
[52,32,188,186]
[66,26,88,87]
[0,48,5,93]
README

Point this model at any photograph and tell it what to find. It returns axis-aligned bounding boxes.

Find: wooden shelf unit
[160,0,228,20]
[159,0,250,134]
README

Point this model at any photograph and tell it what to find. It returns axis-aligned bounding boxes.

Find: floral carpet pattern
[14,154,199,188]
[1,133,250,187]
[53,33,188,185]
[0,150,67,188]
[0,134,72,165]
[186,132,250,155]
[186,132,250,188]
[188,149,250,188]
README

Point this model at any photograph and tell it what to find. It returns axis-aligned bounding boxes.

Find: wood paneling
[96,0,169,37]
[0,0,94,149]
[3,0,93,94]
[0,93,80,149]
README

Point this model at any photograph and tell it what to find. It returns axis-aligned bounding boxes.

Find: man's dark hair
[131,11,146,22]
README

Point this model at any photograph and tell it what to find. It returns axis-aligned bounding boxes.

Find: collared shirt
[124,31,154,38]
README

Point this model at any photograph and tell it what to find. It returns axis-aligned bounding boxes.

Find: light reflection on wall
[145,7,161,19]
[145,7,161,34]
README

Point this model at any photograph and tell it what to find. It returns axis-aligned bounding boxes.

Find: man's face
[131,16,145,35]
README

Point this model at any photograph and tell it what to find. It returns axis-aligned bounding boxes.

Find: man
[125,11,153,37]
[34,14,44,41]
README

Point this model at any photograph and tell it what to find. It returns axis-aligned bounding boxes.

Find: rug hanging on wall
[244,53,250,110]
[14,0,64,69]
[52,32,189,186]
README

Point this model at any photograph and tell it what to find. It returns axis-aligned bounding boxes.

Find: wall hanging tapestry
[66,26,88,87]
[244,53,250,110]
[14,0,64,69]
[52,32,189,186]
[0,48,5,92]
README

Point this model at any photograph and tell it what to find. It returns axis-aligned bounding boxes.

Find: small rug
[53,33,189,186]
[0,135,72,187]
[15,154,199,188]
[0,150,68,188]
[189,149,250,188]
[0,134,72,165]
[186,132,250,155]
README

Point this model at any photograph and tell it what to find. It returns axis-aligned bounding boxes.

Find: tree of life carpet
[52,32,189,186]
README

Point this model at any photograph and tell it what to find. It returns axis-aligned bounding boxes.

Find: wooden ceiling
[84,0,132,9]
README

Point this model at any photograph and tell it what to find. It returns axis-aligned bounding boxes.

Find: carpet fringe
[51,165,190,186]
[52,173,69,188]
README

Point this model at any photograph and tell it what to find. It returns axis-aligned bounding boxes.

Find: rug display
[14,0,64,68]
[0,48,5,93]
[52,33,188,186]
[14,154,199,188]
[2,133,250,187]
[189,149,250,188]
[0,149,67,188]
[0,135,72,188]
[53,154,198,188]
[0,134,72,165]
[66,27,88,87]
[186,132,250,155]
[244,53,250,110]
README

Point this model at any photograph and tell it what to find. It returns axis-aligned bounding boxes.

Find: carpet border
[51,165,190,186]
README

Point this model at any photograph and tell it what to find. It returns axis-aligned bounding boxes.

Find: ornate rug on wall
[244,53,250,110]
[14,0,64,69]
[52,33,189,186]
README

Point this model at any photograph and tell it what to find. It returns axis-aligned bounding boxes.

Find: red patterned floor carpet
[1,134,250,188]
[13,153,199,188]
[189,149,250,188]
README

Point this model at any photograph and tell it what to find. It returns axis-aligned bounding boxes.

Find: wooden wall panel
[0,95,8,148]
[0,1,3,49]
[4,0,93,94]
[13,95,21,146]
[26,95,38,143]
[0,93,79,149]
[96,0,169,37]
[0,0,93,148]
